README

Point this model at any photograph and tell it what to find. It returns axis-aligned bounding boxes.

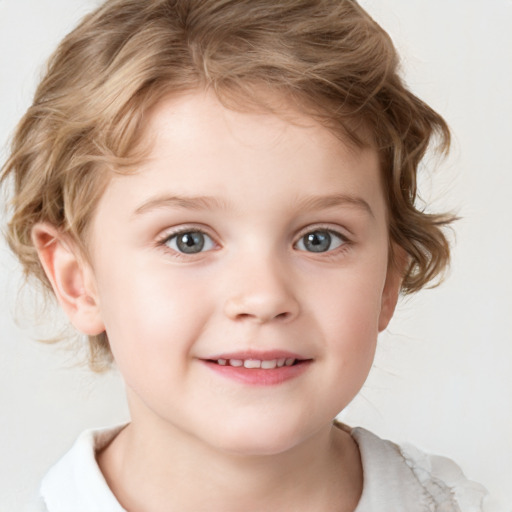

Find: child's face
[82,91,400,454]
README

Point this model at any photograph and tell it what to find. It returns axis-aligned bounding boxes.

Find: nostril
[233,311,291,322]
[235,313,252,320]
[224,294,300,323]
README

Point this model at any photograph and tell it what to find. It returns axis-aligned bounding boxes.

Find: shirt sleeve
[398,443,493,512]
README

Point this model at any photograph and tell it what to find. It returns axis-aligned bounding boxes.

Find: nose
[223,258,300,324]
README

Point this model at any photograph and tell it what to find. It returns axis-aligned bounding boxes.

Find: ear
[378,246,407,332]
[32,223,105,336]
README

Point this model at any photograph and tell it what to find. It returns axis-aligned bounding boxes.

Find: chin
[205,418,315,458]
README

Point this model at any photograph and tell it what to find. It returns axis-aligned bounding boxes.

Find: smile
[202,352,312,386]
[214,358,297,369]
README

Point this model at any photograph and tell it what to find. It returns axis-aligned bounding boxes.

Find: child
[1,0,493,510]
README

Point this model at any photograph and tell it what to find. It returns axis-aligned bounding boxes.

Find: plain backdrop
[1,0,511,510]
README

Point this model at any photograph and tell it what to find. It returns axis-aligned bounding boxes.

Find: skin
[33,90,402,511]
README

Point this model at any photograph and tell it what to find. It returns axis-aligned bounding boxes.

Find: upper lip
[202,350,310,361]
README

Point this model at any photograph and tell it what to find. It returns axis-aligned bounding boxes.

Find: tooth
[230,359,243,367]
[277,358,286,367]
[261,359,277,369]
[217,359,227,366]
[244,359,261,369]
[285,358,295,366]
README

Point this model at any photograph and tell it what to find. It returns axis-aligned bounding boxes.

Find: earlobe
[378,269,401,332]
[378,246,407,332]
[32,223,105,336]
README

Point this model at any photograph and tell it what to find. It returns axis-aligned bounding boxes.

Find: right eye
[294,229,346,253]
[164,230,216,254]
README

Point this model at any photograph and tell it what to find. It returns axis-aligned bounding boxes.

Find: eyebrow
[295,194,375,218]
[133,194,229,216]
[133,193,374,218]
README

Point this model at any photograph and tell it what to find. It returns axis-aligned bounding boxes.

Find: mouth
[207,357,302,369]
[201,352,312,385]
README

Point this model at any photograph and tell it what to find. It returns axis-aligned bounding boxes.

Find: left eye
[295,230,346,253]
[165,231,216,254]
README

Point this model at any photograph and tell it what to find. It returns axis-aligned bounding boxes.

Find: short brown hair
[1,0,454,370]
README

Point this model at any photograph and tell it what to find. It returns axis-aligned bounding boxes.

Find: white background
[1,0,511,510]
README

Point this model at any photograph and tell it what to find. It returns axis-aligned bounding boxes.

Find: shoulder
[36,425,127,512]
[350,426,492,512]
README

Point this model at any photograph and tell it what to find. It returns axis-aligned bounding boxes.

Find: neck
[98,415,362,512]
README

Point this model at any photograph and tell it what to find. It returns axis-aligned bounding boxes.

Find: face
[84,91,400,455]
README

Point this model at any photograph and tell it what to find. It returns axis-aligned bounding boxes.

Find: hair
[1,0,454,371]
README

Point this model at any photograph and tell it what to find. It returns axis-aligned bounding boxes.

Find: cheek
[310,263,386,373]
[94,258,209,367]
[312,266,386,332]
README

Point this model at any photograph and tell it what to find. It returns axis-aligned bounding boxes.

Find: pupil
[177,232,205,253]
[305,231,331,252]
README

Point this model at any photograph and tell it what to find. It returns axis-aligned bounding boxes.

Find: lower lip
[202,360,311,386]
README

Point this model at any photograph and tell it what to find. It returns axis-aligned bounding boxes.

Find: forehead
[139,91,379,183]
[145,89,369,151]
[92,90,385,229]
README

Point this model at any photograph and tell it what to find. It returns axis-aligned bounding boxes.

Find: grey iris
[303,231,331,252]
[176,232,205,253]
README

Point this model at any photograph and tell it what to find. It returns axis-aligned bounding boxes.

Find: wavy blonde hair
[1,0,454,370]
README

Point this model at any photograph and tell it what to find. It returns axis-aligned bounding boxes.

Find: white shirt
[35,424,490,512]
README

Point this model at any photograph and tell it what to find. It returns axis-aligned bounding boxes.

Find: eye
[295,229,346,253]
[164,230,216,254]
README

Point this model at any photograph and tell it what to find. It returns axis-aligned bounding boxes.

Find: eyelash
[294,226,351,256]
[156,225,351,258]
[157,226,218,259]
